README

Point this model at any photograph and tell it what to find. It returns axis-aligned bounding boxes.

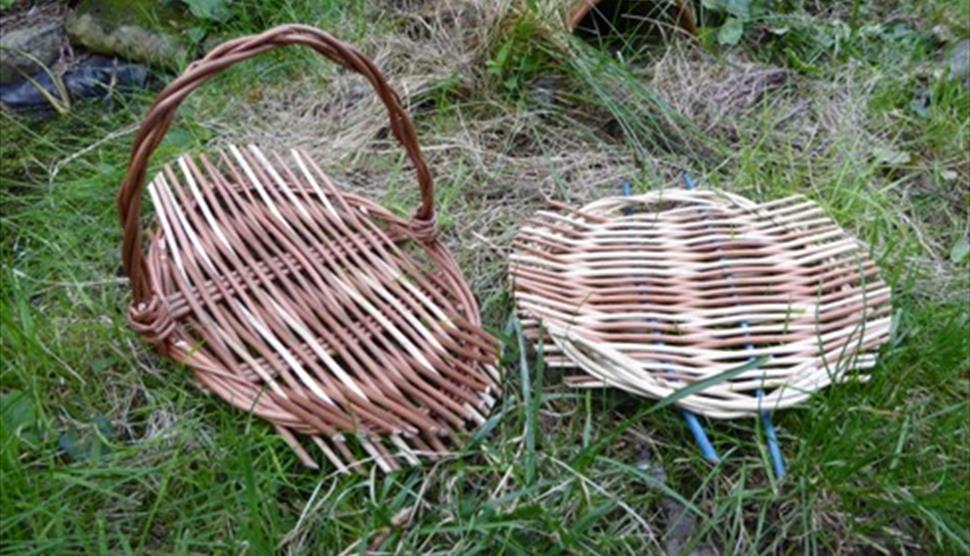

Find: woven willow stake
[117,25,499,471]
[510,188,892,421]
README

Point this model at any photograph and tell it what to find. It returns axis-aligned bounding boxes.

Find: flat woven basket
[117,25,499,472]
[510,189,892,418]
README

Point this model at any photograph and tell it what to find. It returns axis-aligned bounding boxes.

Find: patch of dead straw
[203,0,954,302]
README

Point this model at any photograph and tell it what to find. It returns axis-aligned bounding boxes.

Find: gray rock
[0,22,63,84]
[950,40,969,87]
[932,24,954,44]
[634,445,719,555]
[662,498,720,556]
[64,0,189,71]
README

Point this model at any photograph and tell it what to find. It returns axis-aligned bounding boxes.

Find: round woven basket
[117,25,499,472]
[510,188,892,418]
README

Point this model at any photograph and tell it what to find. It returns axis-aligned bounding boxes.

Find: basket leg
[683,410,719,463]
[758,389,786,479]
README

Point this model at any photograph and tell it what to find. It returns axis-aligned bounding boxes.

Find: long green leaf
[571,356,768,470]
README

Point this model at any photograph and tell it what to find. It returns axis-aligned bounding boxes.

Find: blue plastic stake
[621,180,633,197]
[684,169,786,478]
[742,323,785,479]
[759,389,786,479]
[681,171,697,190]
[621,179,719,463]
[683,410,720,463]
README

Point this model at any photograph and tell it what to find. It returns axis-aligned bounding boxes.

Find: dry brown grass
[191,0,962,309]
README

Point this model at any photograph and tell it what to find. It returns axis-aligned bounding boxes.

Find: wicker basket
[117,25,499,472]
[510,188,892,418]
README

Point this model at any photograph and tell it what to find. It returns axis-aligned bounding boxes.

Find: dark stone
[64,55,150,98]
[0,55,149,114]
[0,22,64,84]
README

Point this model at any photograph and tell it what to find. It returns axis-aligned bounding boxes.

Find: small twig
[48,122,140,187]
[11,269,129,294]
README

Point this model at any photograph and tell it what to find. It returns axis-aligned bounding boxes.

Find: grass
[2,0,968,554]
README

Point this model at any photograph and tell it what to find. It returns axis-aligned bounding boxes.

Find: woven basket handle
[118,24,434,302]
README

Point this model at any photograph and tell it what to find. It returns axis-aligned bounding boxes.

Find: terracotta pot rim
[567,0,698,37]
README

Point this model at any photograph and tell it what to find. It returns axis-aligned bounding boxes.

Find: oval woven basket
[510,189,892,418]
[117,25,499,472]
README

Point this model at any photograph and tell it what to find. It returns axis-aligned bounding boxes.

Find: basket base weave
[511,189,892,418]
[131,144,499,472]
